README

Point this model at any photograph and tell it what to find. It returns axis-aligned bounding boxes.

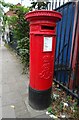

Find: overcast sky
[4,0,31,6]
[4,0,31,12]
[3,0,69,12]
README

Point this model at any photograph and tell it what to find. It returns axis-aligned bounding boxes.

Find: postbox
[25,10,62,110]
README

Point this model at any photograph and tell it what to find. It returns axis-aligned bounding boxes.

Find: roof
[5,3,21,17]
[5,10,16,17]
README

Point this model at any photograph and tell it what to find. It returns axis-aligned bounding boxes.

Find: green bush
[4,4,30,68]
[17,37,29,67]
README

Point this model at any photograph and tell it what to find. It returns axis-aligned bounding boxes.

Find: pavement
[0,41,50,118]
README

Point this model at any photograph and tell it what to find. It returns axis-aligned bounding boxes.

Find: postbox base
[29,86,52,110]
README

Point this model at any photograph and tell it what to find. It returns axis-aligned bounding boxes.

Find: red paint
[25,10,62,90]
[76,22,79,87]
[69,14,79,89]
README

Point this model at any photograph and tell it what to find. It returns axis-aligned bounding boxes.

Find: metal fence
[54,1,79,102]
[9,31,18,51]
[47,0,70,10]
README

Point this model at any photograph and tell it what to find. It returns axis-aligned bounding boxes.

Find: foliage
[17,37,29,67]
[0,0,13,33]
[47,83,79,119]
[6,5,30,39]
[0,0,13,8]
[0,0,49,69]
[0,5,3,17]
[0,1,4,34]
[30,1,48,10]
[47,107,53,114]
[9,6,30,68]
[1,1,30,68]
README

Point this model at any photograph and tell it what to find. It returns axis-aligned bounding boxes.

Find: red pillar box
[25,10,62,110]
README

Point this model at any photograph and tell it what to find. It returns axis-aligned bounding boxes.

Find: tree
[7,5,30,67]
[0,0,4,34]
[0,5,3,17]
[0,0,13,33]
[30,1,48,10]
[0,1,30,68]
[8,5,30,39]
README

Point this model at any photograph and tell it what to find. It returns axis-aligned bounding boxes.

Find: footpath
[0,41,50,118]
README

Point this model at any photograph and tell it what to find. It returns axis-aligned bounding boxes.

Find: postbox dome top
[25,10,62,22]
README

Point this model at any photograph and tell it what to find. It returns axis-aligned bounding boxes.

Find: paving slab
[35,113,50,118]
[0,107,2,120]
[0,42,2,119]
[2,105,16,118]
[24,98,47,118]
[0,84,2,96]
[2,91,23,106]
[0,42,49,118]
[2,84,10,94]
[15,105,31,118]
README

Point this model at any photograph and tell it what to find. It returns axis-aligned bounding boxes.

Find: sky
[4,0,31,12]
[4,0,31,6]
[3,0,70,12]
